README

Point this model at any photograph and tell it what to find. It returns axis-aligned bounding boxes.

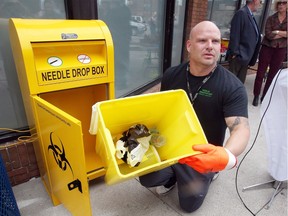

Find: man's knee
[139,167,174,188]
[139,175,152,187]
[179,197,205,213]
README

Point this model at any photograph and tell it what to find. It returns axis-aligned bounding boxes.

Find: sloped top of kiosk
[10,19,112,41]
[9,18,114,95]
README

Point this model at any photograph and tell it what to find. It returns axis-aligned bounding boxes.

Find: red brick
[28,168,40,178]
[1,142,41,185]
[27,164,39,172]
[14,172,30,185]
[9,167,27,177]
[7,146,21,169]
[26,142,37,164]
[17,144,29,166]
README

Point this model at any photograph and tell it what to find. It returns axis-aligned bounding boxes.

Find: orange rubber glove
[178,144,237,173]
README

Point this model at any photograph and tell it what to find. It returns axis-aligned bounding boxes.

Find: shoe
[155,184,175,195]
[212,172,219,181]
[252,96,259,107]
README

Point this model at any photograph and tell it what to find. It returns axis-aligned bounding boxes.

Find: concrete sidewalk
[12,73,287,216]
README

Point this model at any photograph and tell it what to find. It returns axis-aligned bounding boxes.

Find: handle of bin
[89,103,99,135]
[185,111,197,134]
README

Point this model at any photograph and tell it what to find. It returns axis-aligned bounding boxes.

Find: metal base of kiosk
[243,180,287,209]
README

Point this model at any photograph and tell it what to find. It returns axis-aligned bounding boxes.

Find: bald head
[186,21,221,74]
[189,21,221,40]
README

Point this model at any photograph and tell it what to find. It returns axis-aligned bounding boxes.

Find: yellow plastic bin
[95,89,207,185]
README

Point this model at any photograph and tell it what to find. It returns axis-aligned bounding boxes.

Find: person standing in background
[252,0,287,106]
[226,0,262,83]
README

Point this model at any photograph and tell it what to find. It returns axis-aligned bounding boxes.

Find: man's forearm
[225,117,250,156]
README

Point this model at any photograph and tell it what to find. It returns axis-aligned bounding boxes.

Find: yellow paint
[9,18,114,216]
[95,90,207,185]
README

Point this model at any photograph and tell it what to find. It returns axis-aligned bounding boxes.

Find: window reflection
[37,0,64,18]
[99,0,132,92]
[0,0,30,18]
[171,0,186,67]
[0,0,66,130]
[208,0,238,39]
[208,0,266,38]
[0,0,65,19]
[98,0,165,97]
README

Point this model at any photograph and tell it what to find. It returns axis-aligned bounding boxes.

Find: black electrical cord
[235,68,284,216]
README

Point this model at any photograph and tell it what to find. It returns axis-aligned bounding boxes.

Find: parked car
[132,15,145,24]
[130,20,147,35]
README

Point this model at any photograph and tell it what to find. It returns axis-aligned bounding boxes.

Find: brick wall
[182,0,208,61]
[0,142,40,186]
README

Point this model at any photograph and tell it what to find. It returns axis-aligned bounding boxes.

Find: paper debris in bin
[115,124,165,167]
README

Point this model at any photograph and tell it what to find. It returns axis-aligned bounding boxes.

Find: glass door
[97,0,166,97]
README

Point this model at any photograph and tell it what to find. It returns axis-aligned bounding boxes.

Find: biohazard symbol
[48,132,74,177]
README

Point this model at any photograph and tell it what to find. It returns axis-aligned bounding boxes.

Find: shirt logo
[199,89,212,97]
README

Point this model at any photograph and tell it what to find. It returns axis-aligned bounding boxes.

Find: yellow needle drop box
[9,18,114,216]
[9,19,207,215]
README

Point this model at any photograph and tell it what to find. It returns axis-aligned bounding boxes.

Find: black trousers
[139,163,215,213]
[228,57,249,84]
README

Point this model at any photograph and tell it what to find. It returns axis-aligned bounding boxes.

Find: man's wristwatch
[276,30,279,35]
